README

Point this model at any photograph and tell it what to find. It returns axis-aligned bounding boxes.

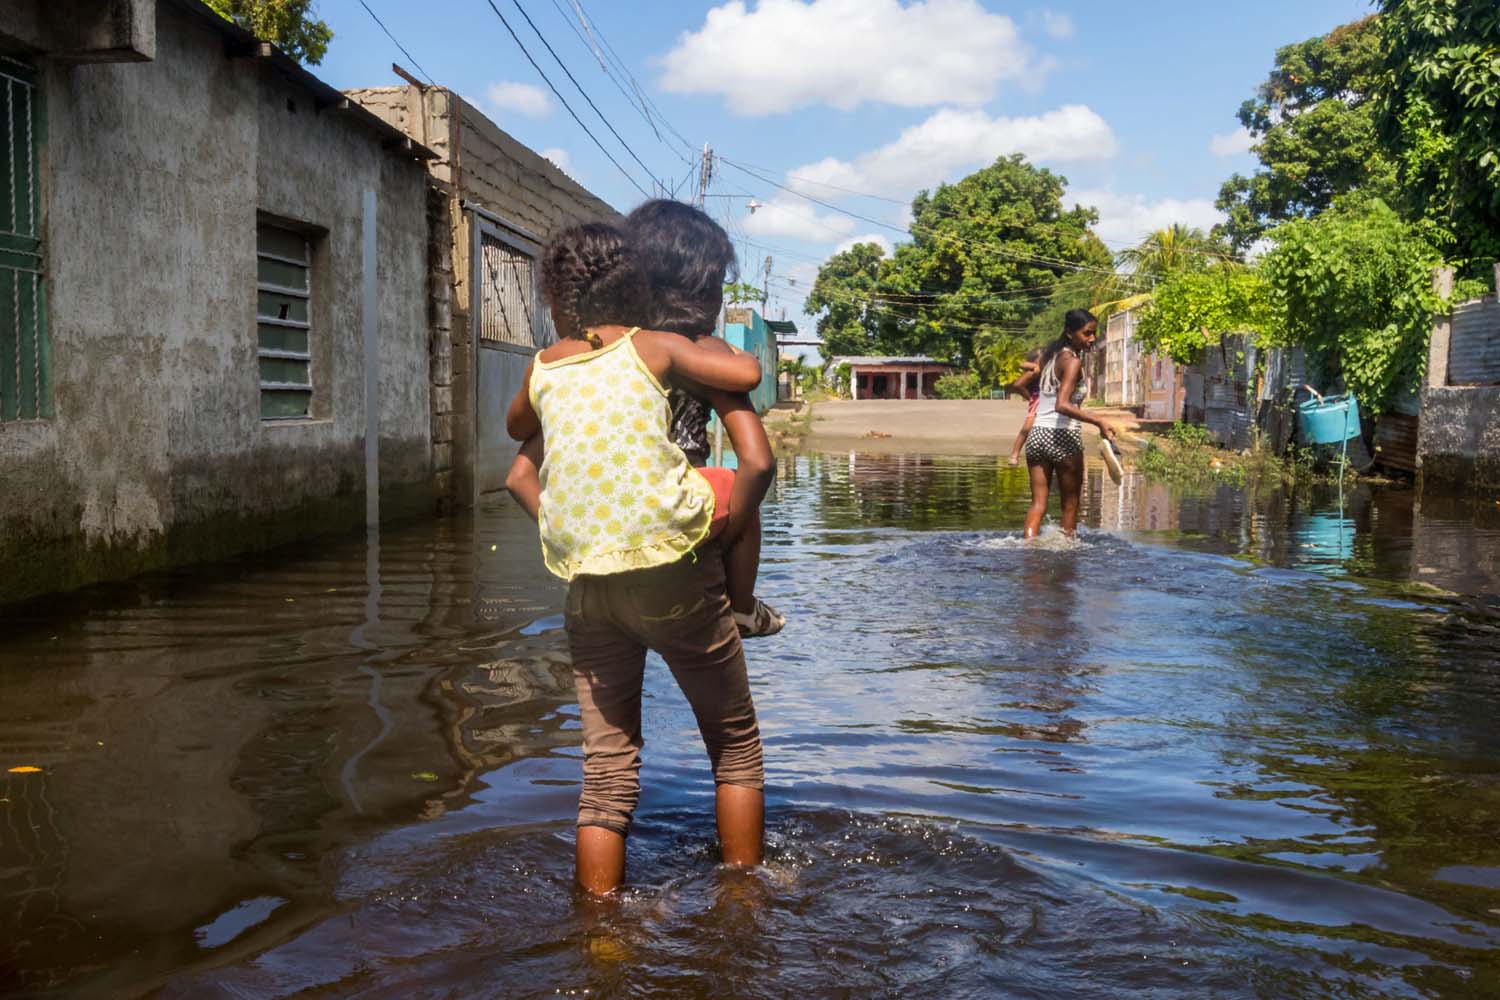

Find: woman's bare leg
[1024,461,1052,538]
[1057,452,1085,535]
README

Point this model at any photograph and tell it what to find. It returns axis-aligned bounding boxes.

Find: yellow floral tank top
[529,328,715,580]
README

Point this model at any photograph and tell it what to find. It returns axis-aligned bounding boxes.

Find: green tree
[1376,0,1500,269]
[206,0,333,65]
[1215,17,1397,250]
[1134,267,1274,364]
[1261,197,1443,415]
[724,281,767,305]
[1115,225,1230,278]
[878,154,1110,365]
[803,241,892,359]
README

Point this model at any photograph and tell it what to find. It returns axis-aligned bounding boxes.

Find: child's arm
[1009,366,1040,394]
[703,389,774,541]
[505,433,544,522]
[506,362,541,441]
[645,331,763,394]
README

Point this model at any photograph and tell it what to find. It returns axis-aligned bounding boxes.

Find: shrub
[933,370,986,400]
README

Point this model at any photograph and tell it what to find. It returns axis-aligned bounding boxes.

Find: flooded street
[4,453,1500,998]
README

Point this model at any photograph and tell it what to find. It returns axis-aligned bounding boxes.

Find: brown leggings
[564,543,764,835]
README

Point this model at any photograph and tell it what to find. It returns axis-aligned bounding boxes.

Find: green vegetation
[1376,0,1500,271]
[1261,197,1442,416]
[932,371,986,400]
[724,282,768,306]
[205,0,332,64]
[1215,17,1395,251]
[1135,268,1274,364]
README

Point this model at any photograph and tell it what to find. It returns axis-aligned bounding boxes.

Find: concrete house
[1419,264,1500,488]
[349,84,617,503]
[0,0,437,604]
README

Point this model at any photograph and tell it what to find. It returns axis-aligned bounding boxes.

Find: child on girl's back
[1008,348,1045,467]
[504,222,772,896]
[509,201,785,639]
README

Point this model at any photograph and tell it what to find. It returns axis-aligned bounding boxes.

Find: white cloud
[658,0,1034,116]
[1209,126,1254,157]
[787,105,1117,199]
[1069,189,1224,247]
[741,196,857,241]
[834,233,894,256]
[1039,9,1074,39]
[541,147,575,178]
[483,81,552,119]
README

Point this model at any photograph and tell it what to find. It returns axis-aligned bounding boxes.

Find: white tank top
[1033,349,1087,430]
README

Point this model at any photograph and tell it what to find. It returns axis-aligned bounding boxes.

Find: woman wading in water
[1019,309,1117,538]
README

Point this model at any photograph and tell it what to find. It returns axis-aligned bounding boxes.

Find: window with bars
[1,56,47,422]
[478,230,555,350]
[256,221,314,419]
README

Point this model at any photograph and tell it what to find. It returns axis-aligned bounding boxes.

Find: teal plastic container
[1297,393,1360,445]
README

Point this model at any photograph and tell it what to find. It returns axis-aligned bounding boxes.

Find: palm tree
[1115,225,1226,280]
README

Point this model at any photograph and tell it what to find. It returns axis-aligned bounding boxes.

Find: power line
[506,0,667,193]
[356,0,434,84]
[718,155,1141,283]
[479,0,651,198]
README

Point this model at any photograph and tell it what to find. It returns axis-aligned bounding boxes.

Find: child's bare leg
[716,784,764,866]
[723,508,761,615]
[1010,412,1037,465]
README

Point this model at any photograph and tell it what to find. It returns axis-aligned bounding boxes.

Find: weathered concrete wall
[349,85,618,506]
[0,0,155,62]
[1417,386,1500,490]
[0,2,432,604]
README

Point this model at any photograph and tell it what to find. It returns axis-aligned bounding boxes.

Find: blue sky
[313,0,1374,348]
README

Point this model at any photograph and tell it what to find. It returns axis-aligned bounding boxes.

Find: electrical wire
[507,0,668,193]
[479,0,652,198]
[356,0,434,84]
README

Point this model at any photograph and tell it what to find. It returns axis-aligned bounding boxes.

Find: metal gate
[472,213,555,495]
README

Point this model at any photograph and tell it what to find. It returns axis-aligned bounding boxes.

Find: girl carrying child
[504,221,774,895]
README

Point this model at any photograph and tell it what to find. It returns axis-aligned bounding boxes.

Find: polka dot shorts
[1025,426,1084,466]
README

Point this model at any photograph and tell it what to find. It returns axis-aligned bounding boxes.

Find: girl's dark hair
[625,200,738,337]
[540,221,648,342]
[1041,308,1099,370]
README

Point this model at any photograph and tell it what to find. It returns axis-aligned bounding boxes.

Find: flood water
[3,454,1500,998]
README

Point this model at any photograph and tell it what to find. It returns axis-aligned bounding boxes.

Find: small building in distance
[826,356,953,400]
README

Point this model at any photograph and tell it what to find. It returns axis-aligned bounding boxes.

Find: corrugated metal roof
[826,355,950,367]
[1447,299,1500,386]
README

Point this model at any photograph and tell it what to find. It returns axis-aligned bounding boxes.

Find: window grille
[256,222,313,419]
[0,57,47,421]
[477,231,554,349]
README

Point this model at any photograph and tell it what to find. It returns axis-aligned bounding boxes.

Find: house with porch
[826,355,953,400]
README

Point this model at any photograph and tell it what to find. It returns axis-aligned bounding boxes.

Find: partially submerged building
[0,0,620,605]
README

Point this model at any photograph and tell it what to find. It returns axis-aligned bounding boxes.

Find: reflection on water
[3,455,1500,997]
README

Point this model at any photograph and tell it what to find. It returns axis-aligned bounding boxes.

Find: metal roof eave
[162,0,438,162]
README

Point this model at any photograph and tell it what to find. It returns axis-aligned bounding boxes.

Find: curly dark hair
[624,200,738,338]
[540,221,649,343]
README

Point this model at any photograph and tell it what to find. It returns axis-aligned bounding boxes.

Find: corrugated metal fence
[1447,299,1500,386]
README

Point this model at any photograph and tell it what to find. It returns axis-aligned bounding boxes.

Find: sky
[312,0,1376,359]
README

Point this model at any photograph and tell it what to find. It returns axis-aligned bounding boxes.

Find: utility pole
[761,255,772,305]
[696,144,713,208]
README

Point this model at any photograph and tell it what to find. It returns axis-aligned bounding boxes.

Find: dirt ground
[791,398,1140,456]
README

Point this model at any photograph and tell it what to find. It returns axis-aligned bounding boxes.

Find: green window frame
[256,221,313,419]
[0,56,48,422]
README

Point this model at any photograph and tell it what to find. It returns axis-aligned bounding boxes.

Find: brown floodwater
[3,454,1499,998]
